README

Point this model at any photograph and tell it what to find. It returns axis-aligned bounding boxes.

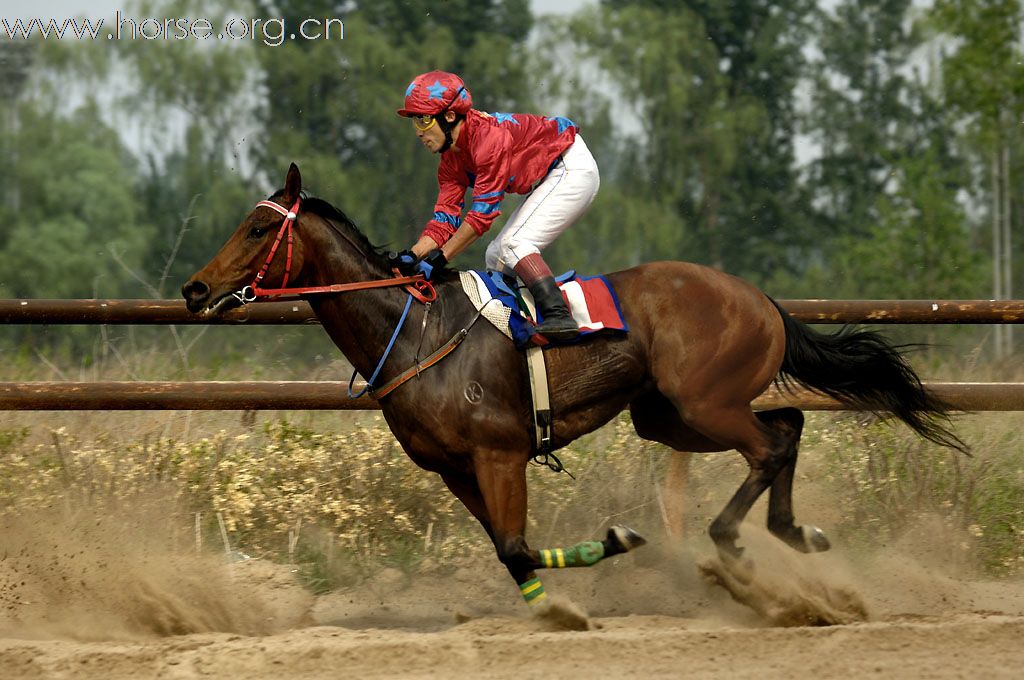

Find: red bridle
[234,197,436,304]
[251,198,301,292]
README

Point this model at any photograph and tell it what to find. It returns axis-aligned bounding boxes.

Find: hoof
[607,525,647,553]
[801,525,831,553]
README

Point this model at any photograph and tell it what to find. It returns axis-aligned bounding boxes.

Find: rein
[231,197,436,305]
[233,195,462,399]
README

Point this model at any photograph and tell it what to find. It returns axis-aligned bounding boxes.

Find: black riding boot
[527,276,580,341]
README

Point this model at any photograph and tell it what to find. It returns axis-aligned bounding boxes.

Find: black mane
[269,188,387,261]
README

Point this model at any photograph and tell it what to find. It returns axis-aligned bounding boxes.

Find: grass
[0,404,1021,592]
[806,411,1024,574]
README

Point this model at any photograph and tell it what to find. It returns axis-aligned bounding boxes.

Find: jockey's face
[414,111,458,153]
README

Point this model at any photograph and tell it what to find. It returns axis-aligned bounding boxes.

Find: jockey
[393,70,600,341]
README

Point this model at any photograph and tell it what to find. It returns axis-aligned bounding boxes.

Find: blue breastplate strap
[348,293,414,398]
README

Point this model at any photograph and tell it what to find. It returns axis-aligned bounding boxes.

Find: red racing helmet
[397,71,473,117]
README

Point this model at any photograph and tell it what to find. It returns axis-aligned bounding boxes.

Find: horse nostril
[182,279,210,301]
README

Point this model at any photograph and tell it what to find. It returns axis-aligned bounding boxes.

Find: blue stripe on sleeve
[470,201,502,215]
[432,211,462,227]
[473,190,504,200]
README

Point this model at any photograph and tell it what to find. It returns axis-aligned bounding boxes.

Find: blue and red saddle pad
[460,269,629,348]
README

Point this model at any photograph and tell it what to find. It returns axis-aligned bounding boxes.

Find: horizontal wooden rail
[1,299,1023,325]
[0,381,378,411]
[0,299,318,325]
[776,299,1024,323]
[0,381,1020,411]
[751,382,1024,411]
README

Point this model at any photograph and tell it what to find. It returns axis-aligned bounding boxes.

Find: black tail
[769,299,968,454]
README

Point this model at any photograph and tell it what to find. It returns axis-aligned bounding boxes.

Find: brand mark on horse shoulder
[464,381,484,404]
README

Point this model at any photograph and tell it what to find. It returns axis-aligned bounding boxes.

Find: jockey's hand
[416,249,448,280]
[386,249,418,276]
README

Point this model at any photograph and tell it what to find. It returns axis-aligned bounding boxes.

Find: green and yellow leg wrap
[538,540,605,569]
[519,577,548,606]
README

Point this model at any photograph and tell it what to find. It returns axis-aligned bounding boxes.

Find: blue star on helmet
[405,82,416,97]
[491,112,520,125]
[427,80,448,100]
[546,116,577,134]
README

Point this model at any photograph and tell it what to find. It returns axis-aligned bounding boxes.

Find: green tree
[672,0,816,281]
[793,0,991,308]
[930,0,1024,356]
[561,1,814,281]
[0,102,154,298]
[539,8,710,271]
[804,0,922,242]
[99,1,264,289]
[815,146,984,299]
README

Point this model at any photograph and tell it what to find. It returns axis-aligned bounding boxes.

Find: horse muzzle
[182,278,245,317]
[182,279,212,314]
[183,280,245,316]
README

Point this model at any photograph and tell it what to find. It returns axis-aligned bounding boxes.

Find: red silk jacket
[422,109,578,246]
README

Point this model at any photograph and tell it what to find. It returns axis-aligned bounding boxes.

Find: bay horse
[183,164,965,608]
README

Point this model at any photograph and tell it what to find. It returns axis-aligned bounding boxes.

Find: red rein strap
[247,198,436,303]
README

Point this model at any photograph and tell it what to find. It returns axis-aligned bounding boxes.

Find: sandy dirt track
[3,613,1024,679]
[2,516,1024,680]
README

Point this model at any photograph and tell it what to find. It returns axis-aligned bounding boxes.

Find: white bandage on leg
[485,135,600,275]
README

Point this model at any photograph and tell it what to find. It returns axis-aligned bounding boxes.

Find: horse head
[182,163,311,316]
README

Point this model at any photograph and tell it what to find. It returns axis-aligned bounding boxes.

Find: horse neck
[298,214,412,376]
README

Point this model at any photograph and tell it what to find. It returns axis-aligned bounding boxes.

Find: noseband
[231,197,436,304]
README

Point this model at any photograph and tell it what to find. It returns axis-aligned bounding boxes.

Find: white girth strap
[521,295,552,452]
[526,345,552,453]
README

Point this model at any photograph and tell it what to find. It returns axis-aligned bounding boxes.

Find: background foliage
[0,0,1018,363]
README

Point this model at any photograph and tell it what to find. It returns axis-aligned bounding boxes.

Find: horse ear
[283,163,302,203]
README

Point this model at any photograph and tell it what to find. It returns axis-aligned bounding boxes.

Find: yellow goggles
[412,114,437,131]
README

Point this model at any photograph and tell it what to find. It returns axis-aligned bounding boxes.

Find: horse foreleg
[441,469,545,605]
[535,526,647,569]
[470,450,647,607]
[465,450,549,605]
[758,408,831,553]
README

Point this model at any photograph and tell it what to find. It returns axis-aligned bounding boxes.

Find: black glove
[416,249,448,280]
[386,249,418,275]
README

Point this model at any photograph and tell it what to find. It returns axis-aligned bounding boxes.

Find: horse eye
[248,225,268,239]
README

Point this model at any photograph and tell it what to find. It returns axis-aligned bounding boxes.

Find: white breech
[484,135,600,275]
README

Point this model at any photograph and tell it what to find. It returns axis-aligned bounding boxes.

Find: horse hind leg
[630,390,733,453]
[630,391,734,540]
[632,393,828,557]
[660,404,794,560]
[759,407,831,553]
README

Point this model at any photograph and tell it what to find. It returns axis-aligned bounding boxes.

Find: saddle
[459,269,629,348]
